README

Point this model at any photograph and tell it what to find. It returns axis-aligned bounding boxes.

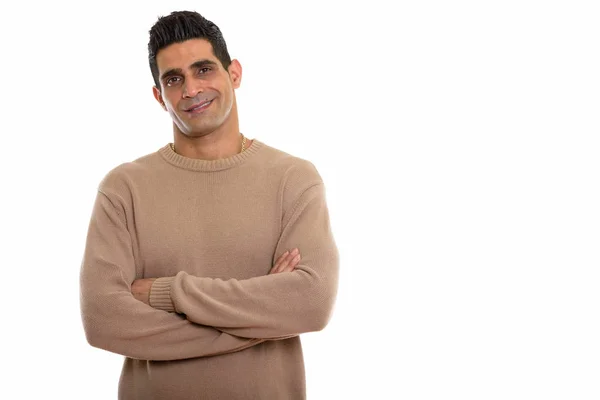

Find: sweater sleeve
[150,181,340,339]
[80,190,266,361]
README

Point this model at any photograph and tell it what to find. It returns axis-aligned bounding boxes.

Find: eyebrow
[160,59,219,82]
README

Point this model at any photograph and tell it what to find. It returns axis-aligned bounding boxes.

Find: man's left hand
[132,278,157,306]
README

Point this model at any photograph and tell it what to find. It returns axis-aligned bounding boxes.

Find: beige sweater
[79,138,339,400]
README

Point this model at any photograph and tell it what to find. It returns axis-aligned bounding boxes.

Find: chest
[130,182,282,280]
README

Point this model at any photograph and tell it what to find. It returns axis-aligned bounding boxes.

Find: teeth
[191,100,211,111]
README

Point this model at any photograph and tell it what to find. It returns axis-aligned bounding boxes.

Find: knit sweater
[79,138,339,400]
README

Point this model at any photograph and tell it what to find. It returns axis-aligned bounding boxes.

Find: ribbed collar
[158,138,264,172]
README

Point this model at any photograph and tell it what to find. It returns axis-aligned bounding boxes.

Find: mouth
[185,100,214,114]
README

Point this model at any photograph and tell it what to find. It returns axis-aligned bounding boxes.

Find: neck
[172,131,248,160]
[171,104,250,160]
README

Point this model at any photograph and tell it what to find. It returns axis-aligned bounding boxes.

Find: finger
[269,264,282,275]
[270,249,302,274]
[270,255,292,274]
[269,251,289,274]
[273,249,297,273]
[280,253,301,273]
[275,250,290,265]
[289,254,302,270]
[279,251,297,271]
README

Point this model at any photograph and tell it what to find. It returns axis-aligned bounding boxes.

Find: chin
[187,127,218,137]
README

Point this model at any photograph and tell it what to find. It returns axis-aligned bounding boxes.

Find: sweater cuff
[149,277,177,312]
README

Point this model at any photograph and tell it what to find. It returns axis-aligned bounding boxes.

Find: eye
[166,77,181,86]
[198,67,211,74]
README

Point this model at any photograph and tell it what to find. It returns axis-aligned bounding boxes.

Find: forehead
[156,39,219,71]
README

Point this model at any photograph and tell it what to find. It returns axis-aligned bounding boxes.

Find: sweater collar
[158,138,264,172]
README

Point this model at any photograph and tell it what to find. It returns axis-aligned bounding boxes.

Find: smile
[185,100,213,114]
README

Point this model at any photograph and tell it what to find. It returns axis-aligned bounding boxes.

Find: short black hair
[148,11,232,90]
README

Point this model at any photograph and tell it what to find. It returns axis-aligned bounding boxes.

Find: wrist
[149,277,177,312]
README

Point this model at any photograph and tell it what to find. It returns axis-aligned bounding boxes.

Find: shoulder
[256,140,325,212]
[97,150,161,201]
[256,141,323,187]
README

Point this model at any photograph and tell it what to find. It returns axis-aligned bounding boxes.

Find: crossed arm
[132,248,303,304]
[132,183,339,340]
[80,191,275,361]
[81,174,338,360]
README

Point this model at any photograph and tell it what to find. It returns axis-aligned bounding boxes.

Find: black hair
[148,11,232,90]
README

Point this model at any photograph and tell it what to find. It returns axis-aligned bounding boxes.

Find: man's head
[148,11,242,138]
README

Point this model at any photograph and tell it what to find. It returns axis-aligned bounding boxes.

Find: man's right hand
[269,248,301,274]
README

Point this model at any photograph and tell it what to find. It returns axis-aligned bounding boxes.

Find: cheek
[219,88,233,105]
[162,89,179,105]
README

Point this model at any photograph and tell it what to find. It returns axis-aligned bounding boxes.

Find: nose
[182,78,204,99]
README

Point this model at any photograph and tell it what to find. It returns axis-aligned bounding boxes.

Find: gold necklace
[170,134,247,154]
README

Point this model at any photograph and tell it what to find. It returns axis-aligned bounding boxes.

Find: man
[79,10,339,400]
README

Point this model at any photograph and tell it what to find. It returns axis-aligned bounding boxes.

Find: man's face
[152,39,241,137]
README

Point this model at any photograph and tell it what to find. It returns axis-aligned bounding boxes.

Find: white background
[1,1,599,399]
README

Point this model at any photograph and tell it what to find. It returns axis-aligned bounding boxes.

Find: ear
[228,59,242,89]
[152,86,168,111]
